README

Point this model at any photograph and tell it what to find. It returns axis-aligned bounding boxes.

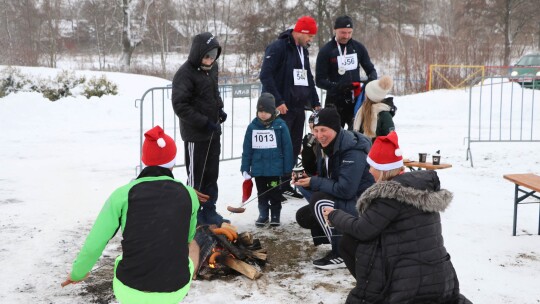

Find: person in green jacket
[63,125,200,304]
[353,75,395,141]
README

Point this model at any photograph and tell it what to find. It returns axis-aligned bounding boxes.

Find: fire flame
[208,248,222,269]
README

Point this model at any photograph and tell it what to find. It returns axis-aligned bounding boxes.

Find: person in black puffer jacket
[323,131,472,304]
[172,32,228,226]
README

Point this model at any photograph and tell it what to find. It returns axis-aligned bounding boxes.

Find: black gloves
[366,71,378,84]
[336,82,355,93]
[206,120,219,132]
[219,109,227,123]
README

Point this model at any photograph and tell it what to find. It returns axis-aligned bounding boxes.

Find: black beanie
[313,107,341,133]
[334,15,353,29]
[257,93,276,114]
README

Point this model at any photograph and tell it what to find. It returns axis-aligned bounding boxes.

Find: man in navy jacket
[260,16,321,198]
[316,16,377,130]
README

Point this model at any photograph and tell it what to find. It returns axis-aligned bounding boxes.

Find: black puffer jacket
[329,170,462,303]
[172,32,223,142]
[315,37,377,105]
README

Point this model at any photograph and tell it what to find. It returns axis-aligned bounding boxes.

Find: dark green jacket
[70,166,199,292]
[353,102,395,140]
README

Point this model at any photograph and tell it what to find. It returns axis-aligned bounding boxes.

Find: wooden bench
[503,173,540,236]
[403,159,452,171]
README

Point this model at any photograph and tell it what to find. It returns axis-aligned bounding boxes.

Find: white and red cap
[142,125,177,168]
[367,131,403,171]
[293,16,318,35]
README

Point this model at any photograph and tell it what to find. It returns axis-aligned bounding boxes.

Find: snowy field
[1,66,540,303]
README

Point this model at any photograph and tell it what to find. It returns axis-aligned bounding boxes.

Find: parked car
[509,53,540,89]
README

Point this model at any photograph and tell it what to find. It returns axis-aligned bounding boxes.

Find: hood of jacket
[187,32,222,67]
[357,170,453,214]
[332,129,372,156]
[277,29,294,42]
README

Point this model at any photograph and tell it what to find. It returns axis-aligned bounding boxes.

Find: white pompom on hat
[367,131,403,171]
[365,75,393,103]
[142,125,177,168]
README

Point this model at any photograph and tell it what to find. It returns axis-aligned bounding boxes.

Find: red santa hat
[367,131,403,171]
[293,16,318,35]
[142,125,177,168]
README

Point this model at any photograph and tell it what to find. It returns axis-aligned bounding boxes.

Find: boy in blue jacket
[241,93,294,227]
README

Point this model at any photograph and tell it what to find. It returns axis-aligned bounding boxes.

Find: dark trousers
[254,176,282,220]
[280,108,305,163]
[336,102,355,130]
[280,108,305,189]
[326,96,355,130]
[184,135,220,220]
[339,233,360,278]
[295,192,341,253]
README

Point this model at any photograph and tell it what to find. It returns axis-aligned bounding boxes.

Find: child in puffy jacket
[240,93,294,227]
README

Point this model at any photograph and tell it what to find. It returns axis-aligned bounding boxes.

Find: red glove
[242,179,253,202]
[352,82,362,98]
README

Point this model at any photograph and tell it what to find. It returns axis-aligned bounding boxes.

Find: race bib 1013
[252,129,277,149]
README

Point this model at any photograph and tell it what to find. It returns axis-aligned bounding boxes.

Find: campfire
[195,223,267,280]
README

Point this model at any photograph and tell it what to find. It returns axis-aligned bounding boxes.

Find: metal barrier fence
[466,76,539,166]
[134,83,325,175]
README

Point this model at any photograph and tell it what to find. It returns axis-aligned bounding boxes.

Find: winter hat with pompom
[365,75,393,103]
[367,131,403,171]
[142,125,177,168]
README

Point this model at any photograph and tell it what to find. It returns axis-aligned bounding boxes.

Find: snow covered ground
[0,66,539,303]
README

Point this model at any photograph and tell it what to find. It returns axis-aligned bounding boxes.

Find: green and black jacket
[70,166,199,292]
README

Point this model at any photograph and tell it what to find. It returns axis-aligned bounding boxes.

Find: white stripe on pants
[313,199,335,243]
[187,142,195,187]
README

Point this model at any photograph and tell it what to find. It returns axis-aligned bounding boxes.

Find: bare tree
[147,0,174,74]
[120,0,154,68]
[0,0,41,65]
[490,0,538,65]
[40,0,62,68]
[80,0,121,69]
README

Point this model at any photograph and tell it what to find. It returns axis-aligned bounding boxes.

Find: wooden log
[246,251,267,261]
[252,248,267,254]
[238,231,253,246]
[220,256,262,280]
[214,234,246,260]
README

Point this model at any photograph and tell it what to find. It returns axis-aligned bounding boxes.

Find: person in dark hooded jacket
[259,16,322,199]
[294,107,374,270]
[323,131,471,304]
[172,32,228,226]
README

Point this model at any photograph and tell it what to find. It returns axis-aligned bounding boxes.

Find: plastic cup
[418,153,427,163]
[292,166,304,181]
[432,155,441,165]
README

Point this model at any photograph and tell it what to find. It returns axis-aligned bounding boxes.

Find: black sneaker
[282,185,303,199]
[280,194,288,202]
[312,251,346,270]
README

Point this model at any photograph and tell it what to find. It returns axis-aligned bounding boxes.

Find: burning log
[217,255,262,280]
[194,225,267,280]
